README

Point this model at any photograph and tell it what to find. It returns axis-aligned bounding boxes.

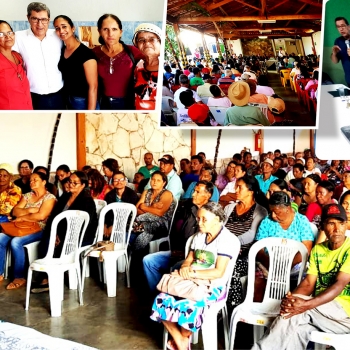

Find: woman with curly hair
[87,168,111,200]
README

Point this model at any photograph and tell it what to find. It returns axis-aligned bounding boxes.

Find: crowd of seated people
[2,148,350,348]
[1,2,161,110]
[162,54,289,127]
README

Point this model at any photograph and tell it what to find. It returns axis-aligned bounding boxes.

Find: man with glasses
[331,17,350,87]
[14,159,34,194]
[13,2,64,109]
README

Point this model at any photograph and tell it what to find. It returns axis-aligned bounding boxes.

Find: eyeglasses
[0,31,15,38]
[30,17,49,24]
[68,180,82,186]
[136,37,160,45]
[20,166,30,170]
[113,178,126,182]
[336,24,348,29]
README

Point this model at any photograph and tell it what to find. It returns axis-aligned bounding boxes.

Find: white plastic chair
[82,202,137,297]
[163,232,241,350]
[25,210,90,317]
[309,331,350,350]
[248,102,269,120]
[149,198,178,254]
[228,237,309,350]
[80,199,107,279]
[209,106,228,125]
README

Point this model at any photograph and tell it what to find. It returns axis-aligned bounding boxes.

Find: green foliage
[164,25,179,61]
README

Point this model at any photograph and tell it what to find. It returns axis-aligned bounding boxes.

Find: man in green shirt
[251,203,350,350]
[138,152,159,179]
[189,67,204,87]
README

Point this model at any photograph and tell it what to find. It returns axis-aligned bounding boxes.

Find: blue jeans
[67,95,100,110]
[143,251,171,292]
[31,89,65,110]
[101,96,126,110]
[0,231,43,279]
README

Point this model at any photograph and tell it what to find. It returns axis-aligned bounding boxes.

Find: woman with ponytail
[223,175,268,313]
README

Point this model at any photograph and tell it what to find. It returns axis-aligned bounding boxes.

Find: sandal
[6,278,26,290]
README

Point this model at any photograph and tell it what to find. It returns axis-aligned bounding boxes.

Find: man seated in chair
[251,203,350,350]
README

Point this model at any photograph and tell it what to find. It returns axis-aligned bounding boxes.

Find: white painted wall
[0,114,77,174]
[3,0,164,21]
[196,129,254,159]
[227,39,243,56]
[312,31,322,56]
[264,129,311,154]
[302,36,313,55]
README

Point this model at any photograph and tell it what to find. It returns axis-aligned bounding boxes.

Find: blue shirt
[255,174,278,195]
[182,181,220,203]
[334,36,350,84]
[256,211,314,242]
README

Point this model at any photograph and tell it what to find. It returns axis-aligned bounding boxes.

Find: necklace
[10,53,22,80]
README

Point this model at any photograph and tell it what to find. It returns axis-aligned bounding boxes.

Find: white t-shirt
[174,86,202,108]
[13,29,63,94]
[190,226,239,287]
[220,179,236,196]
[256,85,275,96]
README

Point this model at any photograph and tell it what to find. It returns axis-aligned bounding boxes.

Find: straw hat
[0,163,13,175]
[268,96,286,114]
[227,81,250,106]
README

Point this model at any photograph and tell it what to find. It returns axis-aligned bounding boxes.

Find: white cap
[0,163,14,174]
[132,23,162,46]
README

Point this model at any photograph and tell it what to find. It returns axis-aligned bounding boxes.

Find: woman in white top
[206,85,232,107]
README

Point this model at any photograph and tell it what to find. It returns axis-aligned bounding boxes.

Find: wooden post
[76,113,86,170]
[191,129,196,156]
[201,32,211,62]
[173,23,188,68]
[215,35,223,60]
[166,32,181,68]
[310,33,316,55]
[260,129,264,154]
[310,129,315,155]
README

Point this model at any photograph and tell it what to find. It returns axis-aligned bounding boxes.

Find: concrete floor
[0,263,254,350]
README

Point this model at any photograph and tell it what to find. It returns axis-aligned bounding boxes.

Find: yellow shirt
[307,237,350,316]
[0,182,22,215]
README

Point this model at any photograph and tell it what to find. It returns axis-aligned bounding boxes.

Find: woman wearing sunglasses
[0,21,32,110]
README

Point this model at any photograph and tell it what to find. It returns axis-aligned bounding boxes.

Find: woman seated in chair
[87,168,111,200]
[223,175,268,312]
[254,191,314,301]
[33,171,98,293]
[0,172,56,289]
[150,202,239,350]
[130,171,175,251]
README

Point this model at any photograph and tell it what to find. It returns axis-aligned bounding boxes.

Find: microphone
[346,40,350,49]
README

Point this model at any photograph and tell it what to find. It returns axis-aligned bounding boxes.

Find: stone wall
[85,113,192,180]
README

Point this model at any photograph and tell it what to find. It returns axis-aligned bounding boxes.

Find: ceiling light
[259,36,268,39]
[257,20,276,24]
[259,30,272,33]
[304,29,314,33]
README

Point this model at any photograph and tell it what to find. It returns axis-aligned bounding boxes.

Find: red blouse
[93,45,145,98]
[0,51,33,110]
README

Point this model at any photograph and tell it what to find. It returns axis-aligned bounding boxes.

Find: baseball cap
[321,203,347,223]
[188,104,209,124]
[158,155,175,165]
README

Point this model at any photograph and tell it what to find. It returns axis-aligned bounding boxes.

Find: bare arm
[292,240,313,266]
[83,59,98,110]
[12,196,34,217]
[331,45,341,64]
[136,190,147,215]
[13,198,56,223]
[138,191,173,217]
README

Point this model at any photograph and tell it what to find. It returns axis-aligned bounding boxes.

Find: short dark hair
[179,90,194,107]
[151,170,168,188]
[269,191,291,207]
[97,14,123,45]
[335,17,349,25]
[196,180,214,196]
[32,171,48,183]
[305,174,321,184]
[193,67,200,75]
[57,164,70,173]
[233,153,242,161]
[191,155,203,163]
[18,159,34,170]
[340,190,350,205]
[209,85,222,97]
[271,179,289,191]
[72,171,89,187]
[33,166,48,175]
[293,163,304,172]
[274,149,281,154]
[0,20,13,31]
[317,180,335,194]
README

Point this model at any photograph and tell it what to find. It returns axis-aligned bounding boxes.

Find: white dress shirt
[13,29,63,94]
[174,86,202,108]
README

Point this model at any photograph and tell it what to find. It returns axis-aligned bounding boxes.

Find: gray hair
[179,74,189,85]
[27,2,50,18]
[201,202,226,222]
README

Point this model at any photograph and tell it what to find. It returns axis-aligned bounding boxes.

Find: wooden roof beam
[298,0,322,7]
[286,3,308,26]
[268,0,289,12]
[177,14,321,23]
[207,0,235,11]
[224,33,307,38]
[167,0,195,11]
[204,27,319,33]
[234,0,262,12]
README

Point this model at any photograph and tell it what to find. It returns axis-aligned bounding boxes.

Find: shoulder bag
[1,221,41,237]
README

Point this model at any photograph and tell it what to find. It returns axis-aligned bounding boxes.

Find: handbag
[1,221,41,237]
[156,272,212,301]
[83,240,115,262]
